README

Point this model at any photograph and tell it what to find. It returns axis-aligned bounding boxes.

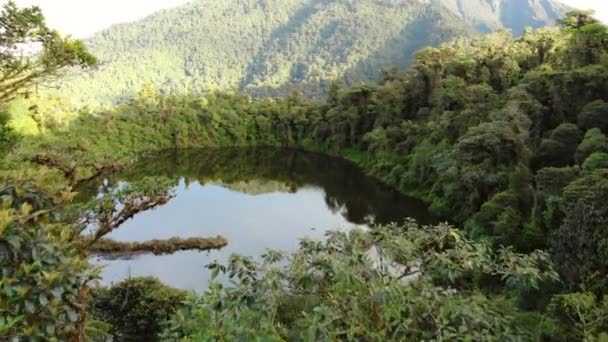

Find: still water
[83,148,433,291]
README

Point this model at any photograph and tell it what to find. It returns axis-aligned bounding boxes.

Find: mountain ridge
[53,0,569,106]
[427,0,570,35]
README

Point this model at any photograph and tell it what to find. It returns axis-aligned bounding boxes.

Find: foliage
[0,1,96,104]
[0,179,97,340]
[578,100,608,133]
[560,11,608,67]
[76,177,176,245]
[548,292,608,340]
[576,128,608,163]
[535,166,579,195]
[90,277,187,341]
[161,221,558,340]
[534,123,583,168]
[0,0,95,154]
[582,152,608,171]
[551,169,608,290]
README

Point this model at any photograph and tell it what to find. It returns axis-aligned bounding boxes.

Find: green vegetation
[0,178,97,340]
[40,0,566,108]
[162,222,558,340]
[0,0,96,154]
[90,277,187,341]
[3,0,608,340]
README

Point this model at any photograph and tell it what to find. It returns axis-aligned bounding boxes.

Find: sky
[5,0,190,38]
[560,0,608,23]
[3,0,608,38]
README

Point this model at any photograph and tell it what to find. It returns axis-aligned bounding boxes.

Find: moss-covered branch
[87,236,228,259]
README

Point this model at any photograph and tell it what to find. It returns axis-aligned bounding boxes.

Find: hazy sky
[560,0,608,23]
[6,0,189,38]
[4,0,608,38]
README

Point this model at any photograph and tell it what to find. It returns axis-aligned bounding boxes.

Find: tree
[578,100,608,133]
[0,1,96,104]
[535,166,579,195]
[454,121,523,167]
[551,123,583,147]
[548,292,608,340]
[558,10,598,30]
[552,169,608,290]
[559,11,608,66]
[520,28,561,68]
[576,128,608,163]
[467,165,539,251]
[534,124,583,168]
[582,152,608,171]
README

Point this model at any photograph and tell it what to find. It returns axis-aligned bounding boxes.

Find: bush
[0,180,95,340]
[90,277,187,341]
[162,222,558,341]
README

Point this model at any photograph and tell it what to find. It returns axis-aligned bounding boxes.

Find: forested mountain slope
[54,0,567,107]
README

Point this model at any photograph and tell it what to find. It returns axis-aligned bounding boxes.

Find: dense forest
[3,0,608,341]
[39,0,567,108]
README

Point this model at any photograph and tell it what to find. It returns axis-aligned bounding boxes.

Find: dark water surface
[85,148,433,291]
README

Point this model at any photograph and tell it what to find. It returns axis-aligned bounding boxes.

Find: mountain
[54,0,569,107]
[428,0,570,35]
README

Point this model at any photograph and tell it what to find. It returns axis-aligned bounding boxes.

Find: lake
[83,148,433,291]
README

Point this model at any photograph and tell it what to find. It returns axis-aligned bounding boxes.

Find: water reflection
[83,148,433,290]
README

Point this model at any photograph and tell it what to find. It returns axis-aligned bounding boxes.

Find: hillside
[54,0,568,107]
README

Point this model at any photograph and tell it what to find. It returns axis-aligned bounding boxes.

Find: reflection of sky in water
[92,180,358,291]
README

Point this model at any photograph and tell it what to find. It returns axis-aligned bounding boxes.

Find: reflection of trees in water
[78,148,435,225]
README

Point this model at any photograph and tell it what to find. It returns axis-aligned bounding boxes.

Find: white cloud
[4,0,189,38]
[558,0,608,23]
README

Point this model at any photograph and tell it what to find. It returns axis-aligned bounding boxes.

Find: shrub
[0,180,96,340]
[90,277,187,341]
[162,222,558,341]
